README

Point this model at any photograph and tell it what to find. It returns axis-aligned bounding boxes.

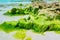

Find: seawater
[0,0,31,2]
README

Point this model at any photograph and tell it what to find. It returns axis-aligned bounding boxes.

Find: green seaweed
[13,29,26,40]
[0,21,18,33]
[0,15,60,33]
[26,37,32,40]
[1,1,60,36]
[55,31,60,34]
[4,5,39,16]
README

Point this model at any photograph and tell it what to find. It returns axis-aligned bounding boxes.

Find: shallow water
[0,30,60,40]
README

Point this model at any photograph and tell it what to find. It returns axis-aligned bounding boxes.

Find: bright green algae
[4,4,39,16]
[0,21,18,33]
[14,29,26,40]
[13,29,32,40]
[1,3,60,34]
[0,15,60,33]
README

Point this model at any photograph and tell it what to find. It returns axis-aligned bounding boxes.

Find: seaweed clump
[4,5,40,16]
[0,15,60,33]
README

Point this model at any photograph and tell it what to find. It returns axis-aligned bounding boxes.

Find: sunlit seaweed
[0,15,60,33]
[26,37,32,40]
[0,21,18,33]
[1,2,60,34]
[13,29,26,40]
[13,29,32,40]
[4,4,40,16]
